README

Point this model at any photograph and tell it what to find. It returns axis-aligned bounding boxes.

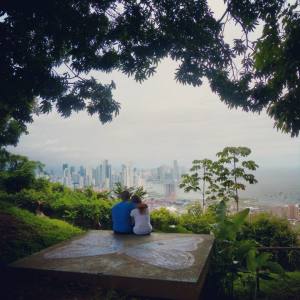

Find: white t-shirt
[130,208,152,235]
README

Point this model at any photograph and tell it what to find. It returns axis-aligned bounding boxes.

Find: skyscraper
[164,183,176,200]
[79,166,85,177]
[95,164,102,187]
[62,163,68,172]
[173,160,180,182]
[97,160,112,189]
[121,163,133,187]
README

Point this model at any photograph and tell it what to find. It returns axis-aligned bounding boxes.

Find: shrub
[239,213,300,270]
[150,207,180,231]
[0,201,82,264]
[180,213,214,234]
[0,183,117,229]
[48,191,116,229]
[184,201,203,217]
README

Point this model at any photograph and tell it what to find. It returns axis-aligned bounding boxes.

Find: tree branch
[217,8,229,24]
[63,62,85,81]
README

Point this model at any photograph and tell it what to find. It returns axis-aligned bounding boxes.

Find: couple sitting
[112,191,152,235]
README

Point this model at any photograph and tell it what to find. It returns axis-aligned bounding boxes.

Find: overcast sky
[9,1,300,171]
[10,57,300,170]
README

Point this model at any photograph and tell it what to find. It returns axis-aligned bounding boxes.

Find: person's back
[112,191,135,233]
[130,195,152,235]
[130,207,152,235]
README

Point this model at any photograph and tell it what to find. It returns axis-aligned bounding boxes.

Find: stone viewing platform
[9,230,214,300]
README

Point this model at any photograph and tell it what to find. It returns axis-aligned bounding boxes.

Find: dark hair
[131,195,141,204]
[120,190,130,201]
[131,195,148,214]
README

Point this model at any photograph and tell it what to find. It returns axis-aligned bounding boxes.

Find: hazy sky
[9,1,300,170]
[10,57,300,170]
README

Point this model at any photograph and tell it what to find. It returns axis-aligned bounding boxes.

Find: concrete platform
[9,230,214,300]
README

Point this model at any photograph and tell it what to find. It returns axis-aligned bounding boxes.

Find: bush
[46,190,116,229]
[239,213,300,270]
[150,205,216,234]
[150,207,180,231]
[0,184,117,229]
[0,201,82,264]
[180,212,215,234]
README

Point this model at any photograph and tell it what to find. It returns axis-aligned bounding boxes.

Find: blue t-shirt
[112,201,136,233]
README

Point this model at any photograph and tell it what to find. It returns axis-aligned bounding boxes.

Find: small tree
[216,147,258,212]
[180,159,214,210]
[0,149,43,193]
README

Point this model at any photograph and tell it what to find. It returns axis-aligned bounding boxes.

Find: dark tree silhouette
[1,0,299,147]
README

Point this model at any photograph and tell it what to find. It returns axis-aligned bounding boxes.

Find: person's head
[120,190,130,201]
[131,195,147,214]
[131,195,141,204]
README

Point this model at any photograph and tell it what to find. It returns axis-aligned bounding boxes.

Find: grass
[0,201,83,264]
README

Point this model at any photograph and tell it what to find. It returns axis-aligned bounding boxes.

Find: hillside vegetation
[0,150,299,299]
[0,201,82,264]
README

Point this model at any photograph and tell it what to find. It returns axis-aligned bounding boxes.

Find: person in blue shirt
[112,190,136,233]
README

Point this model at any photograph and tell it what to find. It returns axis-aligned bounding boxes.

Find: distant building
[287,204,299,220]
[165,183,176,200]
[121,163,133,187]
[172,160,180,182]
[79,166,85,177]
[270,206,287,218]
[270,204,299,220]
[62,163,68,172]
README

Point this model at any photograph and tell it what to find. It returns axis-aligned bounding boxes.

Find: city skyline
[43,159,185,201]
[41,158,300,205]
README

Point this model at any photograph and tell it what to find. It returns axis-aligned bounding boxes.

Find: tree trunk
[202,166,206,211]
[233,155,239,211]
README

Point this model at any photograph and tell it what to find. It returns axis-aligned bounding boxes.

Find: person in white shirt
[130,195,152,235]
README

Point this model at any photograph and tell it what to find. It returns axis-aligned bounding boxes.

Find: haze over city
[8,1,300,202]
[10,59,300,203]
[10,58,300,168]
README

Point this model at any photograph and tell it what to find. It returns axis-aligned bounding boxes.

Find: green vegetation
[235,272,300,300]
[1,0,300,296]
[180,146,258,211]
[113,182,148,199]
[1,1,300,151]
[0,147,299,300]
[150,203,215,234]
[151,200,299,299]
[150,207,189,233]
[240,213,300,271]
[0,201,82,264]
[0,183,117,230]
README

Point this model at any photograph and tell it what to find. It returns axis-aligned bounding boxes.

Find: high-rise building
[100,160,112,189]
[158,166,166,183]
[63,165,72,187]
[287,204,299,220]
[111,171,121,188]
[79,166,85,177]
[95,165,102,187]
[164,183,176,200]
[133,168,138,186]
[85,167,93,186]
[62,163,68,172]
[121,163,133,187]
[172,160,180,182]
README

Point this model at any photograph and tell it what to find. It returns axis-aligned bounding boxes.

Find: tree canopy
[1,0,299,147]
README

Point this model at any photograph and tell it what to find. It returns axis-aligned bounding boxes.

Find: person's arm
[130,210,135,225]
[137,203,148,209]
